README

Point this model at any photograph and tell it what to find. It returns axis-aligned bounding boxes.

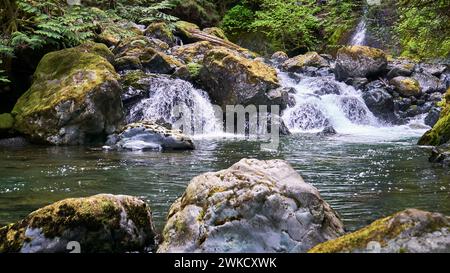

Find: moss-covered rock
[144,22,176,46]
[202,27,228,40]
[418,89,450,146]
[335,46,388,81]
[97,21,143,47]
[199,47,281,109]
[158,159,344,253]
[0,194,157,253]
[169,0,220,28]
[114,36,181,73]
[390,76,421,97]
[282,52,329,73]
[0,113,14,130]
[11,43,123,145]
[172,41,214,64]
[309,209,450,253]
[174,21,201,43]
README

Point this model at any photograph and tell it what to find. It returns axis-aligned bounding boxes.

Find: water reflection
[0,135,449,232]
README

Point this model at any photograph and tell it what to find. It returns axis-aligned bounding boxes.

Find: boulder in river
[0,194,157,253]
[199,47,282,109]
[429,143,450,167]
[309,209,450,253]
[335,46,387,81]
[107,121,195,151]
[158,159,345,253]
[362,87,396,123]
[282,52,329,73]
[412,72,446,94]
[390,76,421,97]
[11,43,123,145]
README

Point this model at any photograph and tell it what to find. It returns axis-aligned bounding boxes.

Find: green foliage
[0,40,13,84]
[114,0,178,25]
[394,0,450,60]
[221,0,361,53]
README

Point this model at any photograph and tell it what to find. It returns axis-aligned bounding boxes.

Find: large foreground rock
[106,121,195,151]
[0,194,157,253]
[335,46,387,81]
[309,209,450,253]
[158,159,345,253]
[12,43,123,145]
[199,48,283,109]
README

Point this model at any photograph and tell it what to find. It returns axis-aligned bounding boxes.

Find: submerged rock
[11,43,123,145]
[317,126,337,136]
[282,52,329,73]
[199,47,281,109]
[107,121,195,151]
[335,46,387,81]
[429,143,450,167]
[309,209,450,253]
[0,194,157,253]
[158,159,345,253]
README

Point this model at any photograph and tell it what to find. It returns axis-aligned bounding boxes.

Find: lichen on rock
[309,209,450,253]
[0,194,157,253]
[11,43,123,145]
[158,159,344,253]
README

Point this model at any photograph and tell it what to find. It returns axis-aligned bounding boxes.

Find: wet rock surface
[0,194,157,253]
[158,159,345,253]
[310,209,450,253]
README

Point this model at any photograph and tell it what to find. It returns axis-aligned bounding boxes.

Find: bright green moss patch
[419,89,450,146]
[0,113,14,130]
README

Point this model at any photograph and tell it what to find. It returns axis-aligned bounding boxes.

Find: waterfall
[280,72,428,141]
[350,7,368,46]
[124,75,221,136]
[280,72,379,133]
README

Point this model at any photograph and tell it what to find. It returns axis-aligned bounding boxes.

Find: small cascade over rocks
[350,14,368,46]
[280,72,380,133]
[122,71,221,136]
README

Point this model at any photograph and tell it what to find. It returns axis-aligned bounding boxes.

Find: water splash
[279,72,429,142]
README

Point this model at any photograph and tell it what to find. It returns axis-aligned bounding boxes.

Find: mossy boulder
[169,0,220,28]
[144,22,176,46]
[174,21,201,43]
[282,52,329,73]
[390,76,421,97]
[114,36,181,73]
[172,41,214,64]
[335,46,388,81]
[158,159,344,253]
[0,194,157,253]
[198,47,282,109]
[97,21,143,47]
[418,89,450,146]
[309,209,450,253]
[11,44,123,145]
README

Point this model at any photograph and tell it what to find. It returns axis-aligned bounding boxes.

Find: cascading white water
[350,19,367,46]
[280,72,429,142]
[350,7,368,46]
[126,75,222,136]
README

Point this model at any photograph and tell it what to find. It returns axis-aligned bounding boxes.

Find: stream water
[1,68,449,234]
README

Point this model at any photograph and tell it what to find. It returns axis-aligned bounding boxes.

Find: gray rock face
[335,46,387,81]
[0,194,157,253]
[107,121,195,151]
[158,159,345,253]
[362,87,396,123]
[429,143,450,167]
[412,72,446,94]
[425,108,442,127]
